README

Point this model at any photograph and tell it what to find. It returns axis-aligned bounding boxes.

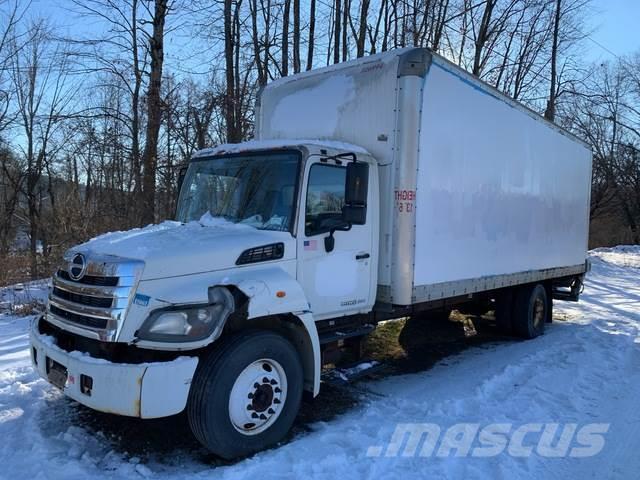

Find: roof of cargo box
[259,46,421,89]
[255,47,590,151]
[192,139,370,159]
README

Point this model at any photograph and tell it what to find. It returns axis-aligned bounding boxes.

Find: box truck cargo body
[31,47,592,459]
[256,47,591,306]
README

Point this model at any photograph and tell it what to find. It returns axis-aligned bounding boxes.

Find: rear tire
[512,284,547,339]
[187,330,303,459]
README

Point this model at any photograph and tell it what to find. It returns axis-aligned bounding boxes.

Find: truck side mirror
[343,162,369,225]
[177,164,189,193]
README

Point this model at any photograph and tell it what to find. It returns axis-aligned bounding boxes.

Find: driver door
[297,160,374,320]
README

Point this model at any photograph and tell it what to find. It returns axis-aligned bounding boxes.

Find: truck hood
[72,218,295,280]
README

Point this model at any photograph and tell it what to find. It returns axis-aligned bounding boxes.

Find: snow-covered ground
[0,280,48,371]
[1,247,639,479]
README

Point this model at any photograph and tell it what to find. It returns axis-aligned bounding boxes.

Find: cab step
[318,324,375,344]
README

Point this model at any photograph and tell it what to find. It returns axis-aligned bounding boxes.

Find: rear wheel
[187,330,303,459]
[512,284,548,339]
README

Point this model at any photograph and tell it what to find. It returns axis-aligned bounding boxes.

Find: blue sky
[589,0,640,60]
[28,0,640,69]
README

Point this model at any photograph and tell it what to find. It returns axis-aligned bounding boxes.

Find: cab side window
[305,164,346,236]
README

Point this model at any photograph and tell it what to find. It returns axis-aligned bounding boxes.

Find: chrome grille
[46,254,143,341]
[49,304,110,330]
[51,286,113,308]
[57,269,118,286]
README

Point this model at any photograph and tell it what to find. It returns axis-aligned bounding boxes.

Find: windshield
[176,151,301,233]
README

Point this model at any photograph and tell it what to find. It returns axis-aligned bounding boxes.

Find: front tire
[187,331,303,459]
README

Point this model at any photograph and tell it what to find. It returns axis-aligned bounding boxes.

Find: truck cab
[31,141,379,459]
[180,142,379,322]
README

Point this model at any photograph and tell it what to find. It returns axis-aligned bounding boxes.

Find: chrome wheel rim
[228,358,287,435]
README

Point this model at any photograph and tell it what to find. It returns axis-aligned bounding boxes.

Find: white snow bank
[589,245,640,268]
[0,279,49,311]
[0,281,48,371]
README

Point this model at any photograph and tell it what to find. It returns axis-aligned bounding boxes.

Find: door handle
[355,253,370,260]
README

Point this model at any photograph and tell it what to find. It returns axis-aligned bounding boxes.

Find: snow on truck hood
[71,214,293,280]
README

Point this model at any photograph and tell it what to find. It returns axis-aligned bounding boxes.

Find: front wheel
[187,330,303,459]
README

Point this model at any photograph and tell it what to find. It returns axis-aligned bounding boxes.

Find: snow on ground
[1,247,639,479]
[0,281,48,371]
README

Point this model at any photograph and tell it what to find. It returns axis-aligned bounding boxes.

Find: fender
[219,267,320,396]
[292,311,321,396]
[129,264,321,396]
[218,266,309,318]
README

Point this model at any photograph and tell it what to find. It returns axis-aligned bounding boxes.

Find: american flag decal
[304,240,317,251]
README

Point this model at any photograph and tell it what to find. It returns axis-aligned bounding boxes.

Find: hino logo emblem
[68,253,87,281]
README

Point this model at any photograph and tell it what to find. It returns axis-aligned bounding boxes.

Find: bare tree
[293,0,300,73]
[544,0,591,121]
[140,0,170,224]
[544,0,562,120]
[223,0,245,142]
[333,0,341,64]
[281,0,290,76]
[348,0,369,57]
[306,0,316,70]
[71,0,149,220]
[10,21,77,277]
[0,0,28,135]
[249,0,271,86]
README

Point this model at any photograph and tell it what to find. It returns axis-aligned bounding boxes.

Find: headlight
[137,287,234,343]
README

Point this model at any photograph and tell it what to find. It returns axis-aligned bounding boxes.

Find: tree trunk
[282,0,290,76]
[293,0,300,73]
[381,0,389,52]
[544,0,561,122]
[262,0,272,81]
[233,2,242,138]
[250,0,267,85]
[140,0,168,225]
[224,0,238,142]
[131,0,143,216]
[356,0,369,57]
[473,0,496,76]
[333,0,341,64]
[306,0,316,70]
[341,0,349,61]
[431,0,449,51]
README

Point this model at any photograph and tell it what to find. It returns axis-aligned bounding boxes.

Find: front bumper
[30,319,199,418]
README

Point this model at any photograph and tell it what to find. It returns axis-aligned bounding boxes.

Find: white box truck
[30,47,592,458]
